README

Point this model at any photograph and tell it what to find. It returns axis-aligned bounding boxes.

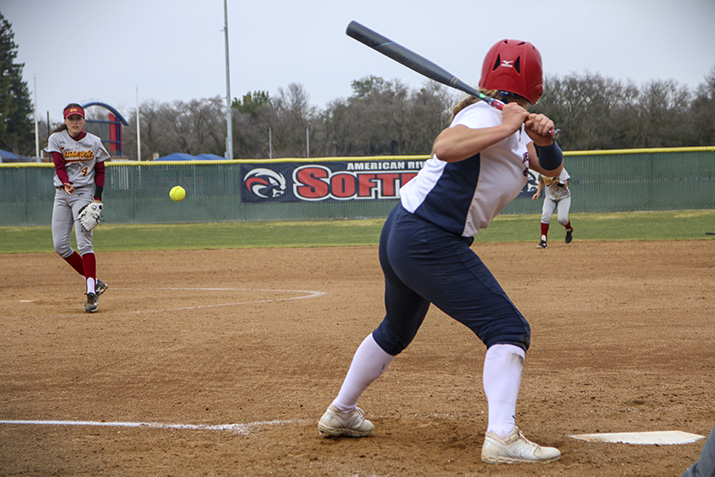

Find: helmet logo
[501,60,514,68]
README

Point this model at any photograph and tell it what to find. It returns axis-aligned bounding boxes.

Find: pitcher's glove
[78,202,103,232]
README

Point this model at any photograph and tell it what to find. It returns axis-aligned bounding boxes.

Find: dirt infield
[1,240,713,476]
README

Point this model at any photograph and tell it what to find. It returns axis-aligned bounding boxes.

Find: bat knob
[549,129,561,141]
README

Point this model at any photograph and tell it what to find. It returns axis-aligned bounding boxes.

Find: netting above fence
[1,148,713,226]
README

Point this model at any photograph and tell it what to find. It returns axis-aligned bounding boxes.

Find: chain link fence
[1,147,713,226]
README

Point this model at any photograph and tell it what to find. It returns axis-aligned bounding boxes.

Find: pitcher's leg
[52,194,74,258]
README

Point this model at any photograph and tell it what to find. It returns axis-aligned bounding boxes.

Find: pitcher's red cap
[63,106,85,118]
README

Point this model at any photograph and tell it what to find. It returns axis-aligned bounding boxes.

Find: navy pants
[372,204,531,356]
[682,424,715,477]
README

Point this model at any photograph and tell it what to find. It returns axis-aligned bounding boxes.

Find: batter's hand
[525,113,555,146]
[502,103,530,135]
[63,182,75,195]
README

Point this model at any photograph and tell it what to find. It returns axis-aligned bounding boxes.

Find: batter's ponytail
[449,89,503,122]
[449,89,528,123]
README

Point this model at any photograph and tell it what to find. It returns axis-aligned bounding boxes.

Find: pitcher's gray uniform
[47,129,109,258]
[46,104,110,313]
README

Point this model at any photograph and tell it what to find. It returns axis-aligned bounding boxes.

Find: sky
[3,0,715,124]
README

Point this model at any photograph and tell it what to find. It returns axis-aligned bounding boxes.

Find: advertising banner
[240,159,427,203]
[241,158,541,203]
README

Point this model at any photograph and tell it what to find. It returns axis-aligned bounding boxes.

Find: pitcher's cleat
[537,239,547,249]
[85,292,99,313]
[481,427,561,464]
[565,229,573,244]
[96,279,109,296]
[318,405,374,437]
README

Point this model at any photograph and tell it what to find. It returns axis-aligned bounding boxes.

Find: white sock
[483,344,526,439]
[86,277,96,294]
[331,333,394,413]
[541,235,547,242]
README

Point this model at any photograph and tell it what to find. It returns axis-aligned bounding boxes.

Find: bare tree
[635,79,694,147]
[124,100,178,160]
[164,97,224,155]
[403,82,457,154]
[535,72,640,150]
[268,83,316,157]
[123,97,225,160]
[689,66,715,146]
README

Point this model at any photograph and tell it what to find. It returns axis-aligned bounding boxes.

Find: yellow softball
[169,185,186,202]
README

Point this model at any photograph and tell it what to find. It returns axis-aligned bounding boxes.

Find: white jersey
[541,168,570,201]
[400,101,531,237]
[46,130,110,188]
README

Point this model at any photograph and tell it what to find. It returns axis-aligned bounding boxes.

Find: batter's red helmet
[479,39,543,104]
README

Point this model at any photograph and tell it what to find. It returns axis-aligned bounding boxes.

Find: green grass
[475,210,715,243]
[1,210,713,254]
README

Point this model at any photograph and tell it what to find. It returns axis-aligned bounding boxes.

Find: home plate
[569,431,705,445]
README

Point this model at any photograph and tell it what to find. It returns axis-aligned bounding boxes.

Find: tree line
[2,13,714,159]
[62,68,715,160]
[120,77,456,160]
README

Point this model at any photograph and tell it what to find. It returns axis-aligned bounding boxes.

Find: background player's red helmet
[479,39,544,104]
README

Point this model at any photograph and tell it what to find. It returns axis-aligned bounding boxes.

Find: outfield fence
[1,147,713,226]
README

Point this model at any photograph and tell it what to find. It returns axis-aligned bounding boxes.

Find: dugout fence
[1,147,713,227]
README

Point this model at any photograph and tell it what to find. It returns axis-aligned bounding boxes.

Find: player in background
[532,168,573,248]
[318,39,564,464]
[46,104,110,313]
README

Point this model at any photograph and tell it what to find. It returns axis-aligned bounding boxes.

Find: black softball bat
[345,20,559,140]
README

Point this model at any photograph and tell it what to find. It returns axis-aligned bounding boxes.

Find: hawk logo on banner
[244,168,287,198]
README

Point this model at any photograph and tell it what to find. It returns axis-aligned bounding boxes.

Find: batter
[318,38,565,464]
[46,104,110,313]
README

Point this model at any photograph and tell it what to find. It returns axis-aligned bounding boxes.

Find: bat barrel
[346,21,391,49]
[346,21,462,91]
[347,21,562,142]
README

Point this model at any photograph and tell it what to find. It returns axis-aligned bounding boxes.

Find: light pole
[268,127,273,159]
[136,84,141,161]
[33,74,39,160]
[223,0,233,159]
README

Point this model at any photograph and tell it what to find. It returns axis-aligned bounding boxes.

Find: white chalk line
[109,287,326,314]
[7,288,323,435]
[0,418,312,435]
[15,288,326,313]
[4,419,703,446]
